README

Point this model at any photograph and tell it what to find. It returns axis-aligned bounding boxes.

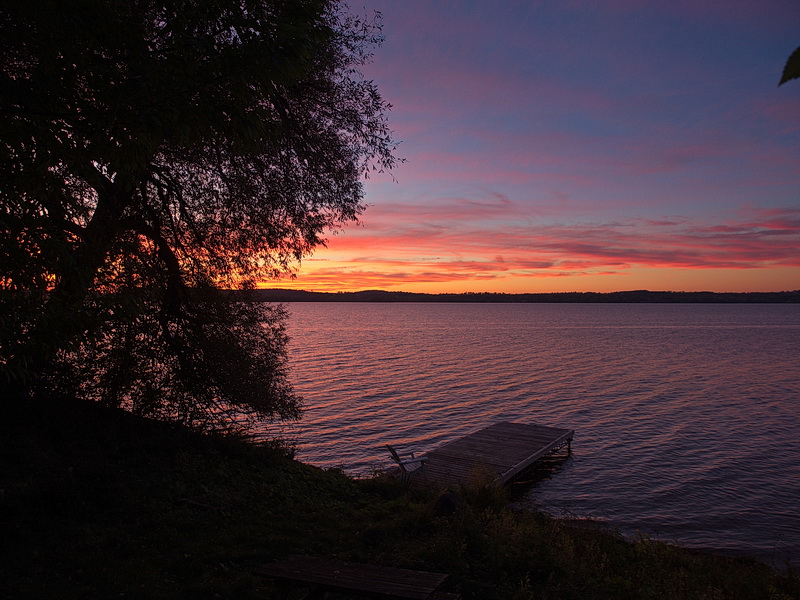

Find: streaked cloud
[271,204,799,292]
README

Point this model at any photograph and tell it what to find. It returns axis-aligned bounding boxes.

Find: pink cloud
[305,205,800,286]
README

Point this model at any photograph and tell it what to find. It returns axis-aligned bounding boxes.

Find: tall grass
[1,398,797,599]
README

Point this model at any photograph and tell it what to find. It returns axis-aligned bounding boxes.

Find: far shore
[244,288,800,303]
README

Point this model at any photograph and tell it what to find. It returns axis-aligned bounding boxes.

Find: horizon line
[251,287,800,296]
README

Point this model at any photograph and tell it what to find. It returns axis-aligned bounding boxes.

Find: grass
[1,398,798,599]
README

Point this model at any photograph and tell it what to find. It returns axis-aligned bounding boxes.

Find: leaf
[778,45,800,86]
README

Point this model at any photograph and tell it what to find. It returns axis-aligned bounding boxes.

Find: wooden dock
[414,422,574,488]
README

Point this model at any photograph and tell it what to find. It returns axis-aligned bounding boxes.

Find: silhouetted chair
[386,444,427,483]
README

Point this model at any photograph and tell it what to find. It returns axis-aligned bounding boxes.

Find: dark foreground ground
[2,399,798,599]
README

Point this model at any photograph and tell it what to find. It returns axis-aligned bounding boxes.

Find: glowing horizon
[262,1,800,294]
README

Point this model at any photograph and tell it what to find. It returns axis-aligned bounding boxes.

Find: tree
[0,0,397,430]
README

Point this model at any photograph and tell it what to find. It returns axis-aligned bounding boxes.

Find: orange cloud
[262,205,800,293]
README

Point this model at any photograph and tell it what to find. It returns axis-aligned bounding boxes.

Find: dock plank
[255,555,449,600]
[416,422,573,488]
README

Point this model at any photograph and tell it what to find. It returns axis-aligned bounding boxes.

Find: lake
[262,302,800,567]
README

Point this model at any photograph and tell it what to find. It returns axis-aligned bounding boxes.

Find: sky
[270,0,800,293]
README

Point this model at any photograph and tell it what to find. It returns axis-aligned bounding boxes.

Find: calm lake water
[264,302,800,566]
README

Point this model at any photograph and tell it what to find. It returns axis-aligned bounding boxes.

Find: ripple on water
[272,302,800,566]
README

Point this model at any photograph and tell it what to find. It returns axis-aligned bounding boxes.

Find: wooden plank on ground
[254,555,449,600]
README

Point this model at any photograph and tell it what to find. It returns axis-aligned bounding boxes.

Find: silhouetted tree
[0,0,397,430]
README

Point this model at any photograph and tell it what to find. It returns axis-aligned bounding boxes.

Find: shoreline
[3,399,798,598]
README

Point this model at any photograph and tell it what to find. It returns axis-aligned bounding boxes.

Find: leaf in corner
[779,45,800,86]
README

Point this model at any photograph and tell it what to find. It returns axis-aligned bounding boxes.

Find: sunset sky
[269,0,800,293]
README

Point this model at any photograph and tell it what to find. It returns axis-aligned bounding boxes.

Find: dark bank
[2,397,797,599]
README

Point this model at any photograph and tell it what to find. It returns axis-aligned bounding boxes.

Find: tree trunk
[8,171,131,402]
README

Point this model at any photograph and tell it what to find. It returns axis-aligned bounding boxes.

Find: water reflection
[272,302,800,566]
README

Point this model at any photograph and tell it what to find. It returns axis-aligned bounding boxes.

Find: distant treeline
[241,289,800,303]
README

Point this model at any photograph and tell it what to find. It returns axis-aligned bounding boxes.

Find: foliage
[2,402,798,599]
[0,0,397,427]
[779,46,800,85]
[45,288,301,430]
